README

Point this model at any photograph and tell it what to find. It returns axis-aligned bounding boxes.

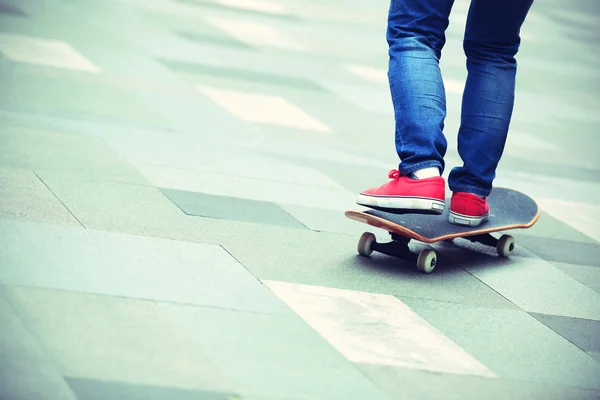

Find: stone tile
[198,217,518,309]
[37,172,217,243]
[0,287,77,400]
[0,218,288,314]
[399,297,600,389]
[197,85,331,133]
[536,197,600,243]
[159,58,325,91]
[588,352,600,363]
[277,203,367,235]
[161,188,307,229]
[553,262,600,294]
[515,234,600,267]
[0,32,100,72]
[319,81,393,116]
[176,0,297,20]
[176,31,252,50]
[5,287,233,391]
[0,71,169,128]
[0,167,80,227]
[493,171,600,205]
[530,313,600,352]
[457,252,600,320]
[0,124,147,183]
[160,303,390,400]
[204,17,307,51]
[67,378,238,400]
[517,209,599,245]
[359,364,600,400]
[103,132,347,191]
[137,164,355,211]
[264,280,494,377]
[0,2,27,16]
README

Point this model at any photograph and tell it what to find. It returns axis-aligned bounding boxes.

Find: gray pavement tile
[530,313,600,353]
[66,378,239,400]
[5,287,234,392]
[494,170,600,205]
[589,352,600,363]
[280,155,395,195]
[514,234,600,267]
[36,172,217,243]
[498,155,600,185]
[140,163,355,211]
[160,303,390,400]
[398,297,600,389]
[161,188,307,229]
[0,286,77,400]
[177,31,253,50]
[0,1,26,16]
[158,59,326,92]
[516,210,599,244]
[198,217,518,309]
[1,70,169,128]
[553,262,600,294]
[441,244,600,320]
[359,364,600,400]
[0,167,81,227]
[0,124,147,184]
[174,0,299,20]
[0,218,288,314]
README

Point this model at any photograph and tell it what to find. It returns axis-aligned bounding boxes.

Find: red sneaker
[448,192,490,227]
[356,170,445,214]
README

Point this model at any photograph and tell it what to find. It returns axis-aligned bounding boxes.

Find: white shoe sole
[448,211,489,227]
[356,193,445,214]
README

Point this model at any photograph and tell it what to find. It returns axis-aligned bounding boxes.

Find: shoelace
[389,169,420,180]
[388,169,401,180]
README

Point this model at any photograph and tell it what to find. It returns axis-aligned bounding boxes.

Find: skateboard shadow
[350,237,525,276]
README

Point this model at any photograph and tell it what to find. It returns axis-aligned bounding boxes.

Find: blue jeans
[388,0,533,196]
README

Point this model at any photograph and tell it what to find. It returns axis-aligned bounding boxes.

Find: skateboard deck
[345,187,539,273]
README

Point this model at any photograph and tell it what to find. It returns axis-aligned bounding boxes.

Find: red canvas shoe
[356,170,445,214]
[448,192,490,227]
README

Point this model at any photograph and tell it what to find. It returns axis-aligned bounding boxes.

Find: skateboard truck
[357,232,438,273]
[357,231,515,274]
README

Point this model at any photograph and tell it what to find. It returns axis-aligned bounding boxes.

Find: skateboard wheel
[497,235,515,257]
[357,232,376,256]
[417,249,437,274]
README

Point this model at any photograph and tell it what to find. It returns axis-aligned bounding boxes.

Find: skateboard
[345,187,540,274]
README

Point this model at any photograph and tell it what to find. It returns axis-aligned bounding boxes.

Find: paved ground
[1,0,600,399]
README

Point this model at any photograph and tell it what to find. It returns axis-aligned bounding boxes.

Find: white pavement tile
[204,17,306,51]
[0,33,101,73]
[444,78,465,94]
[263,280,496,377]
[197,86,332,133]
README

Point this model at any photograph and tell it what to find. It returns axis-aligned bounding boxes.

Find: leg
[355,0,453,214]
[448,0,534,197]
[387,0,455,176]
